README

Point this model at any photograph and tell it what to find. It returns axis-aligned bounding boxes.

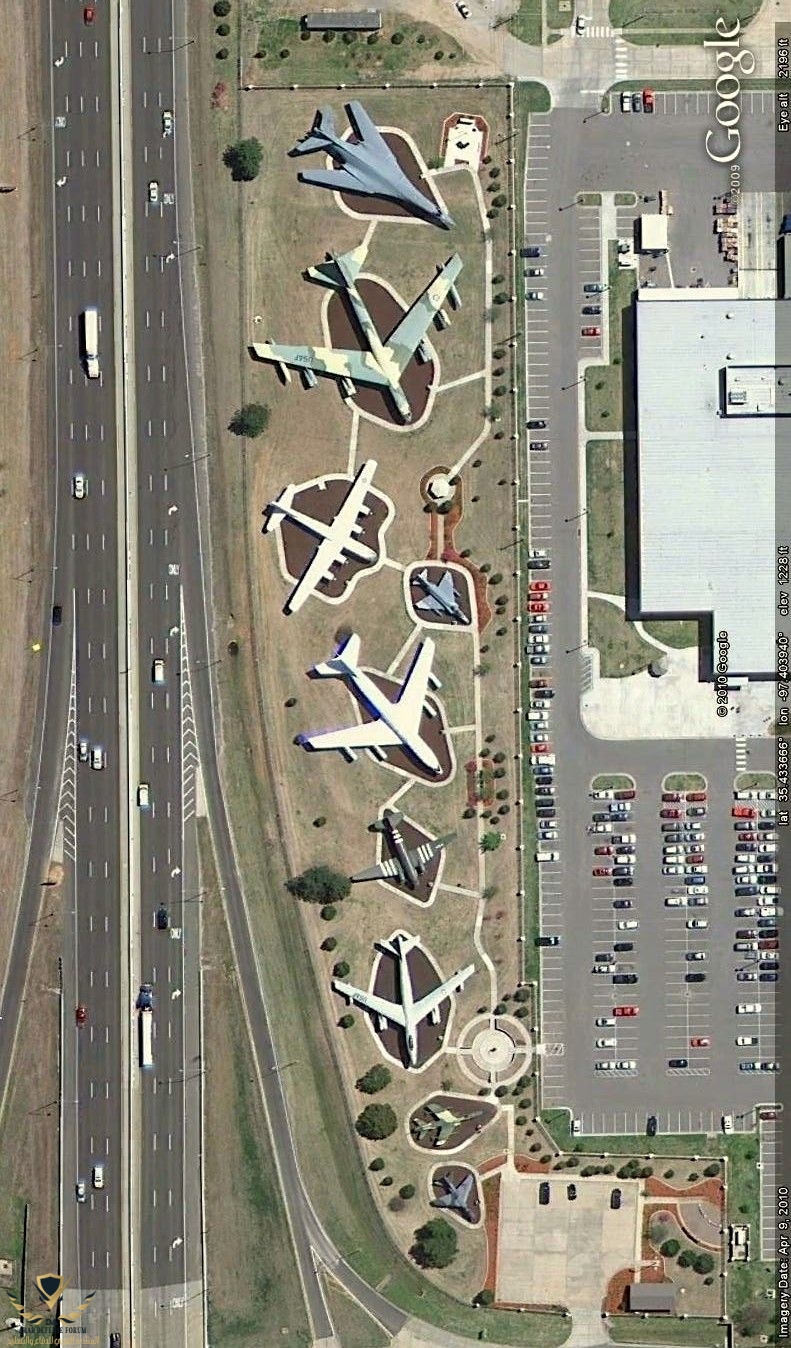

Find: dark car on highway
[156,905,169,930]
[52,604,63,626]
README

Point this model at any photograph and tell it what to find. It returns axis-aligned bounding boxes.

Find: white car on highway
[72,472,87,499]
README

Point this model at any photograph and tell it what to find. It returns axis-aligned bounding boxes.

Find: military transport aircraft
[350,808,455,889]
[332,931,475,1069]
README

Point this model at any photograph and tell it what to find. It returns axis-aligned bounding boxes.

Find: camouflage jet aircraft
[250,237,463,424]
[412,1101,484,1146]
[289,99,454,230]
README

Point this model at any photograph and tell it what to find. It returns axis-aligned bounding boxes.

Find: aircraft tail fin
[262,487,293,534]
[307,240,369,292]
[377,930,420,960]
[313,631,361,677]
[289,106,336,156]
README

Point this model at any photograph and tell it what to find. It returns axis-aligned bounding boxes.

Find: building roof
[639,214,668,252]
[627,1282,677,1312]
[636,293,791,677]
[302,9,382,28]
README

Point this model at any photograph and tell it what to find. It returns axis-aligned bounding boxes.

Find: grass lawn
[588,598,656,677]
[728,1260,778,1343]
[735,772,776,790]
[545,0,572,31]
[665,773,707,791]
[586,438,624,595]
[584,364,622,432]
[643,619,699,649]
[591,773,633,789]
[578,192,602,206]
[201,825,312,1348]
[251,18,468,83]
[322,1277,390,1348]
[607,1318,727,1346]
[609,0,760,32]
[542,1111,724,1158]
[614,192,635,205]
[506,0,542,45]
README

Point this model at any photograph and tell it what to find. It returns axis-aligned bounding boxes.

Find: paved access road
[522,103,779,1135]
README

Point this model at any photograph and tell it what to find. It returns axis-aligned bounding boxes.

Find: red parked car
[662,792,681,802]
[594,846,613,855]
[614,1005,639,1017]
[592,867,612,877]
[690,1036,710,1048]
[686,791,707,802]
[643,88,655,112]
[529,580,552,592]
[733,805,757,818]
[581,325,601,337]
[528,601,549,613]
[660,808,682,819]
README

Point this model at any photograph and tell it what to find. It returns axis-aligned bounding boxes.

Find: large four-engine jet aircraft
[289,99,454,231]
[332,931,475,1068]
[298,632,444,775]
[263,459,380,614]
[250,238,463,424]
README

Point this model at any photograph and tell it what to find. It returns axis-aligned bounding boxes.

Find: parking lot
[496,1171,640,1308]
[521,95,779,1137]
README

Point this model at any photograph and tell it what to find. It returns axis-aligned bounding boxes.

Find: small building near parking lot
[635,293,790,679]
[638,214,668,255]
[627,1282,677,1313]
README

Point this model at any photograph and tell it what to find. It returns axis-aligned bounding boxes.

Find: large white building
[635,292,791,679]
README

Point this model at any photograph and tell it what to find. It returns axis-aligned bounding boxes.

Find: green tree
[735,1302,771,1337]
[356,1064,392,1095]
[399,1183,416,1200]
[222,136,264,182]
[411,1217,458,1269]
[333,961,350,980]
[338,1013,354,1029]
[677,1249,694,1268]
[480,831,502,852]
[213,0,231,12]
[356,1103,397,1141]
[320,904,337,921]
[694,1252,715,1275]
[703,1162,720,1177]
[476,1288,495,1306]
[228,402,269,437]
[660,1239,680,1258]
[286,865,351,904]
[369,1157,385,1172]
[216,22,230,35]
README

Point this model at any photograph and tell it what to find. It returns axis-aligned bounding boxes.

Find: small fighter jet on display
[412,1102,484,1147]
[298,632,444,775]
[250,237,463,423]
[332,931,475,1069]
[351,808,455,889]
[263,459,379,614]
[414,568,470,625]
[289,99,454,230]
[431,1171,478,1222]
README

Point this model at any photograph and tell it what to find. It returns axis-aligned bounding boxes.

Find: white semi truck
[82,306,100,378]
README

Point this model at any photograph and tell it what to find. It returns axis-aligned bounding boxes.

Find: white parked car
[621,91,633,112]
[616,1060,637,1071]
[686,918,708,929]
[596,1016,616,1027]
[617,919,638,930]
[596,1037,617,1048]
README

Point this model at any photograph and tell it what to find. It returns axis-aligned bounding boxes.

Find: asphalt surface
[44,0,125,1326]
[522,103,779,1135]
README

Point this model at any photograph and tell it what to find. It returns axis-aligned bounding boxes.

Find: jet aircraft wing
[298,167,362,193]
[412,964,475,1023]
[333,980,406,1028]
[385,255,464,375]
[303,720,401,754]
[395,637,436,716]
[346,100,390,153]
[254,342,390,389]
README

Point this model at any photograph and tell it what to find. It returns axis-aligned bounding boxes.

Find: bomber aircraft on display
[351,808,456,889]
[414,568,471,625]
[289,99,454,230]
[250,238,463,424]
[431,1170,478,1222]
[263,458,380,614]
[298,632,444,775]
[412,1101,485,1146]
[332,931,475,1069]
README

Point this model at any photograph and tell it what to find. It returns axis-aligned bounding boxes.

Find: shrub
[216,22,230,35]
[338,1013,354,1029]
[320,936,337,952]
[286,866,350,904]
[660,1239,680,1258]
[493,1002,507,1015]
[342,30,356,42]
[356,1103,397,1141]
[369,1157,385,1172]
[476,1288,495,1306]
[489,572,504,585]
[216,47,230,59]
[703,1162,720,1177]
[356,1064,392,1095]
[677,1249,694,1268]
[515,1115,527,1127]
[228,401,269,436]
[663,1169,675,1179]
[494,1085,508,1098]
[278,48,289,58]
[688,1172,699,1182]
[380,1175,394,1187]
[391,30,404,43]
[493,292,508,304]
[222,137,263,182]
[320,905,337,921]
[333,961,350,979]
[492,194,507,207]
[694,1252,715,1275]
[213,0,231,12]
[399,1184,416,1200]
[313,816,326,828]
[411,1218,458,1269]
